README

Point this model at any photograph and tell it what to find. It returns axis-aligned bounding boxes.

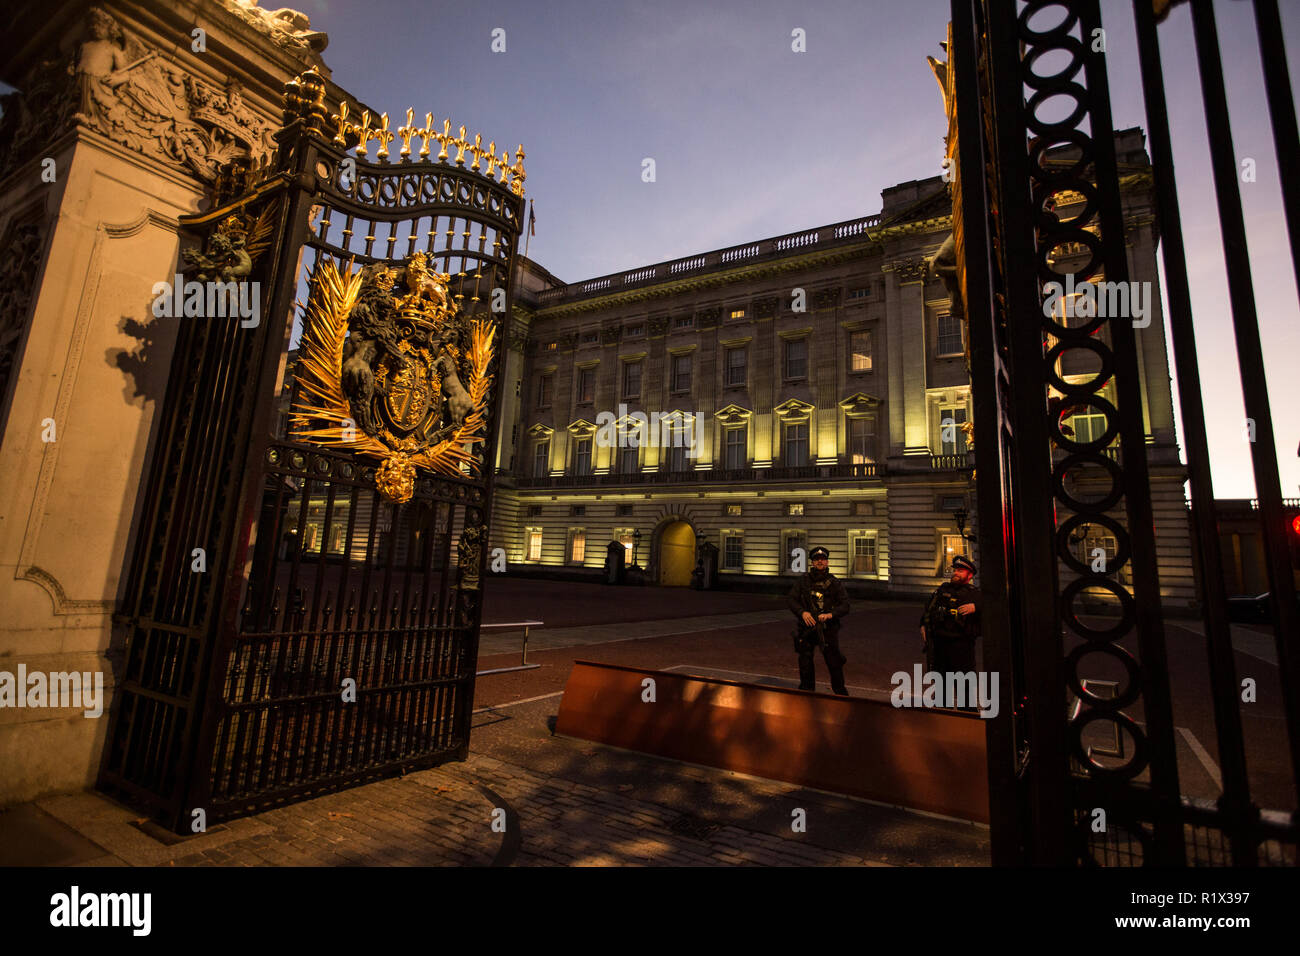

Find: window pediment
[774,398,815,420]
[839,392,882,415]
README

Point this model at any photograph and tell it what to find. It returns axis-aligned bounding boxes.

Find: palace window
[784,531,807,571]
[936,312,964,357]
[941,533,967,568]
[724,426,746,470]
[939,406,968,455]
[666,429,689,472]
[582,331,600,345]
[569,529,586,564]
[725,347,747,387]
[784,421,809,467]
[617,504,634,517]
[784,338,808,380]
[847,287,870,300]
[625,323,645,338]
[724,503,743,517]
[1072,531,1131,585]
[723,534,744,571]
[527,505,543,517]
[571,504,586,516]
[536,374,553,408]
[577,366,596,403]
[616,530,635,562]
[574,438,592,476]
[848,415,877,464]
[852,535,878,574]
[526,528,543,561]
[671,354,692,393]
[533,440,549,477]
[1067,410,1109,445]
[787,503,804,517]
[849,329,873,371]
[619,444,639,474]
[673,315,695,330]
[729,308,746,320]
[622,360,642,399]
[852,501,873,516]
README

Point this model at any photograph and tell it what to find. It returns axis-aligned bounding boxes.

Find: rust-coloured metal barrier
[555,660,990,823]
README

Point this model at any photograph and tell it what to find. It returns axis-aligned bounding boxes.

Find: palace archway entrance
[658,521,695,586]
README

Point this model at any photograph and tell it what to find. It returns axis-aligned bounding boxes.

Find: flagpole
[524,199,534,260]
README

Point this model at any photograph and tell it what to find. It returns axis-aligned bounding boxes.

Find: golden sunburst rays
[289,258,497,497]
[289,259,388,457]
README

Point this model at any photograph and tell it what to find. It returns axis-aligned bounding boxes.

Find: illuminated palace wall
[489,129,1193,605]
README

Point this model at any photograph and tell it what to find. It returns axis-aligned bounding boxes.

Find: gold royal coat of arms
[290,252,495,502]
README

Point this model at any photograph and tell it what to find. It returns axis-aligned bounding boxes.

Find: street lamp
[952,507,978,543]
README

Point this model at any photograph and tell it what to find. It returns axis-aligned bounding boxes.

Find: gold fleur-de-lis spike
[436,118,450,162]
[484,141,497,177]
[418,112,434,159]
[332,100,350,144]
[397,107,416,160]
[356,110,373,157]
[375,112,394,161]
[471,133,483,171]
[454,125,468,166]
[498,149,509,182]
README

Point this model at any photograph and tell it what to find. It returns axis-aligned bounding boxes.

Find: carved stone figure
[0,6,282,185]
[222,1,329,55]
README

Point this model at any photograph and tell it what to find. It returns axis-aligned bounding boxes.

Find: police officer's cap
[809,546,830,560]
[952,555,976,574]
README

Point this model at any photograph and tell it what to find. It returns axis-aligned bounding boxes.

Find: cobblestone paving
[22,746,902,867]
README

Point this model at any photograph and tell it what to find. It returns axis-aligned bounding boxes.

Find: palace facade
[487,128,1197,605]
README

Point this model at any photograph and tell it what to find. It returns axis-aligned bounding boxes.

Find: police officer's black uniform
[919,555,982,678]
[787,547,850,696]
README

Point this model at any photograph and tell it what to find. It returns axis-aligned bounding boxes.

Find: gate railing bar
[476,620,545,674]
[1252,0,1300,300]
[1131,0,1256,864]
[1190,0,1300,808]
[984,0,1074,865]
[1078,0,1186,865]
[951,0,1025,865]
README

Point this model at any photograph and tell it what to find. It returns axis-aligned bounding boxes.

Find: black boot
[830,666,848,697]
[797,649,815,690]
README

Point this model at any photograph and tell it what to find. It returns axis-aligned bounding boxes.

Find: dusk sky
[89,1,1300,498]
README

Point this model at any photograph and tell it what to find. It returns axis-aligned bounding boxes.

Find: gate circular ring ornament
[1052,452,1124,513]
[1028,129,1092,184]
[1045,336,1114,393]
[1056,512,1130,576]
[1026,84,1090,134]
[1069,709,1148,780]
[1023,36,1085,88]
[1065,642,1142,710]
[1061,575,1135,642]
[1050,395,1118,453]
[1018,0,1079,43]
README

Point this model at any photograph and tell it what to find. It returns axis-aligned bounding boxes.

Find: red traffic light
[1293,515,1300,535]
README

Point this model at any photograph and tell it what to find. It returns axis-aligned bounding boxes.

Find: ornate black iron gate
[954,0,1299,865]
[100,70,525,831]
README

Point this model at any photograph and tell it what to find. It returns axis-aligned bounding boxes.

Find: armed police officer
[788,546,851,696]
[919,554,981,708]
